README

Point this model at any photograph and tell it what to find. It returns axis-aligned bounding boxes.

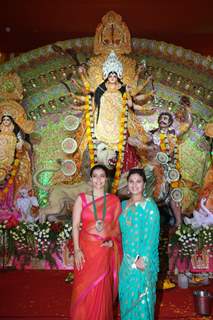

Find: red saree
[70,193,122,320]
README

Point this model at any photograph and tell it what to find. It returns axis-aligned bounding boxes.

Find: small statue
[16,188,39,223]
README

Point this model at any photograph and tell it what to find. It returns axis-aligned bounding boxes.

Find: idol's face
[127,173,145,196]
[107,72,118,84]
[175,110,185,122]
[2,116,12,126]
[91,168,107,191]
[158,114,171,129]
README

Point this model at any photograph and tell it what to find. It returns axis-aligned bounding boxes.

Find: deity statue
[69,50,155,193]
[0,73,35,218]
[129,96,192,226]
[16,188,39,223]
[184,122,213,228]
[37,11,157,221]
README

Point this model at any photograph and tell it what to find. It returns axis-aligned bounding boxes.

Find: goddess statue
[38,12,156,220]
[0,73,35,218]
[69,36,155,192]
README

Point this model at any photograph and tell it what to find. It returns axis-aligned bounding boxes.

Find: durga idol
[71,50,155,193]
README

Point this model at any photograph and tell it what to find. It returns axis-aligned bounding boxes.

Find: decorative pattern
[0,13,212,209]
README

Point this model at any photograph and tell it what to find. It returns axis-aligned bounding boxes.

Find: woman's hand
[74,249,85,271]
[126,84,132,93]
[135,257,145,271]
[78,66,86,74]
[101,240,113,248]
[16,139,24,150]
[151,89,156,96]
[147,75,153,82]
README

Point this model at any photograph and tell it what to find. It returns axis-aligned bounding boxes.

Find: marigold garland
[85,86,97,168]
[84,86,128,193]
[0,156,20,199]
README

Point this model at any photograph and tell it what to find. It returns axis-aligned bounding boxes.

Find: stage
[0,270,212,319]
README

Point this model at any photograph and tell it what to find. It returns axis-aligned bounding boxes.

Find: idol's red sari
[70,193,122,320]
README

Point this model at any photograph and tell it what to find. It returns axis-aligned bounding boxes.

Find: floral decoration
[169,223,213,260]
[0,217,72,267]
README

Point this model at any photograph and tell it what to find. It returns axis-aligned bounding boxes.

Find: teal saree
[119,198,160,320]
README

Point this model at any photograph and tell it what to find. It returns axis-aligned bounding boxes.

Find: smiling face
[127,173,145,196]
[90,168,107,192]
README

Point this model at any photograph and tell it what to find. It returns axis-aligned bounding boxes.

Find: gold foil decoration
[0,100,35,134]
[0,72,23,101]
[94,11,131,55]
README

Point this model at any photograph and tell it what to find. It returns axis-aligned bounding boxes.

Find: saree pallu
[70,193,121,320]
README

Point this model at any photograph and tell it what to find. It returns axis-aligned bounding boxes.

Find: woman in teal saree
[119,168,160,320]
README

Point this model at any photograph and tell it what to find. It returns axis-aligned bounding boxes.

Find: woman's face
[2,116,12,126]
[128,173,145,196]
[91,168,107,191]
[107,72,118,84]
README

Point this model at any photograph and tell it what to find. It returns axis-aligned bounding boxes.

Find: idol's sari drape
[70,193,122,320]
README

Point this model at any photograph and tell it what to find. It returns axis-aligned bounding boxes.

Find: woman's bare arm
[72,195,85,270]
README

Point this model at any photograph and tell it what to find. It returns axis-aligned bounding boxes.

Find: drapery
[70,193,121,320]
[119,198,160,320]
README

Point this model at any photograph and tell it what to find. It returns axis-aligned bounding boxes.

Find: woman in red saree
[70,164,122,320]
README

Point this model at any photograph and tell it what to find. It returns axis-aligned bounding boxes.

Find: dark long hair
[0,115,20,136]
[90,164,109,177]
[0,115,31,145]
[127,168,147,183]
[94,72,126,123]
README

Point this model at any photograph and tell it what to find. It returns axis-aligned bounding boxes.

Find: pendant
[96,219,104,232]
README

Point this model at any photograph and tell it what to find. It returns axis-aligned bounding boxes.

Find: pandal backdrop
[0,11,212,271]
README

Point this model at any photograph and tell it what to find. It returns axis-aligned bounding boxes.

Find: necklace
[92,192,107,232]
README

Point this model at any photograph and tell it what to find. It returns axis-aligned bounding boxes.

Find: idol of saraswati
[0,73,35,215]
